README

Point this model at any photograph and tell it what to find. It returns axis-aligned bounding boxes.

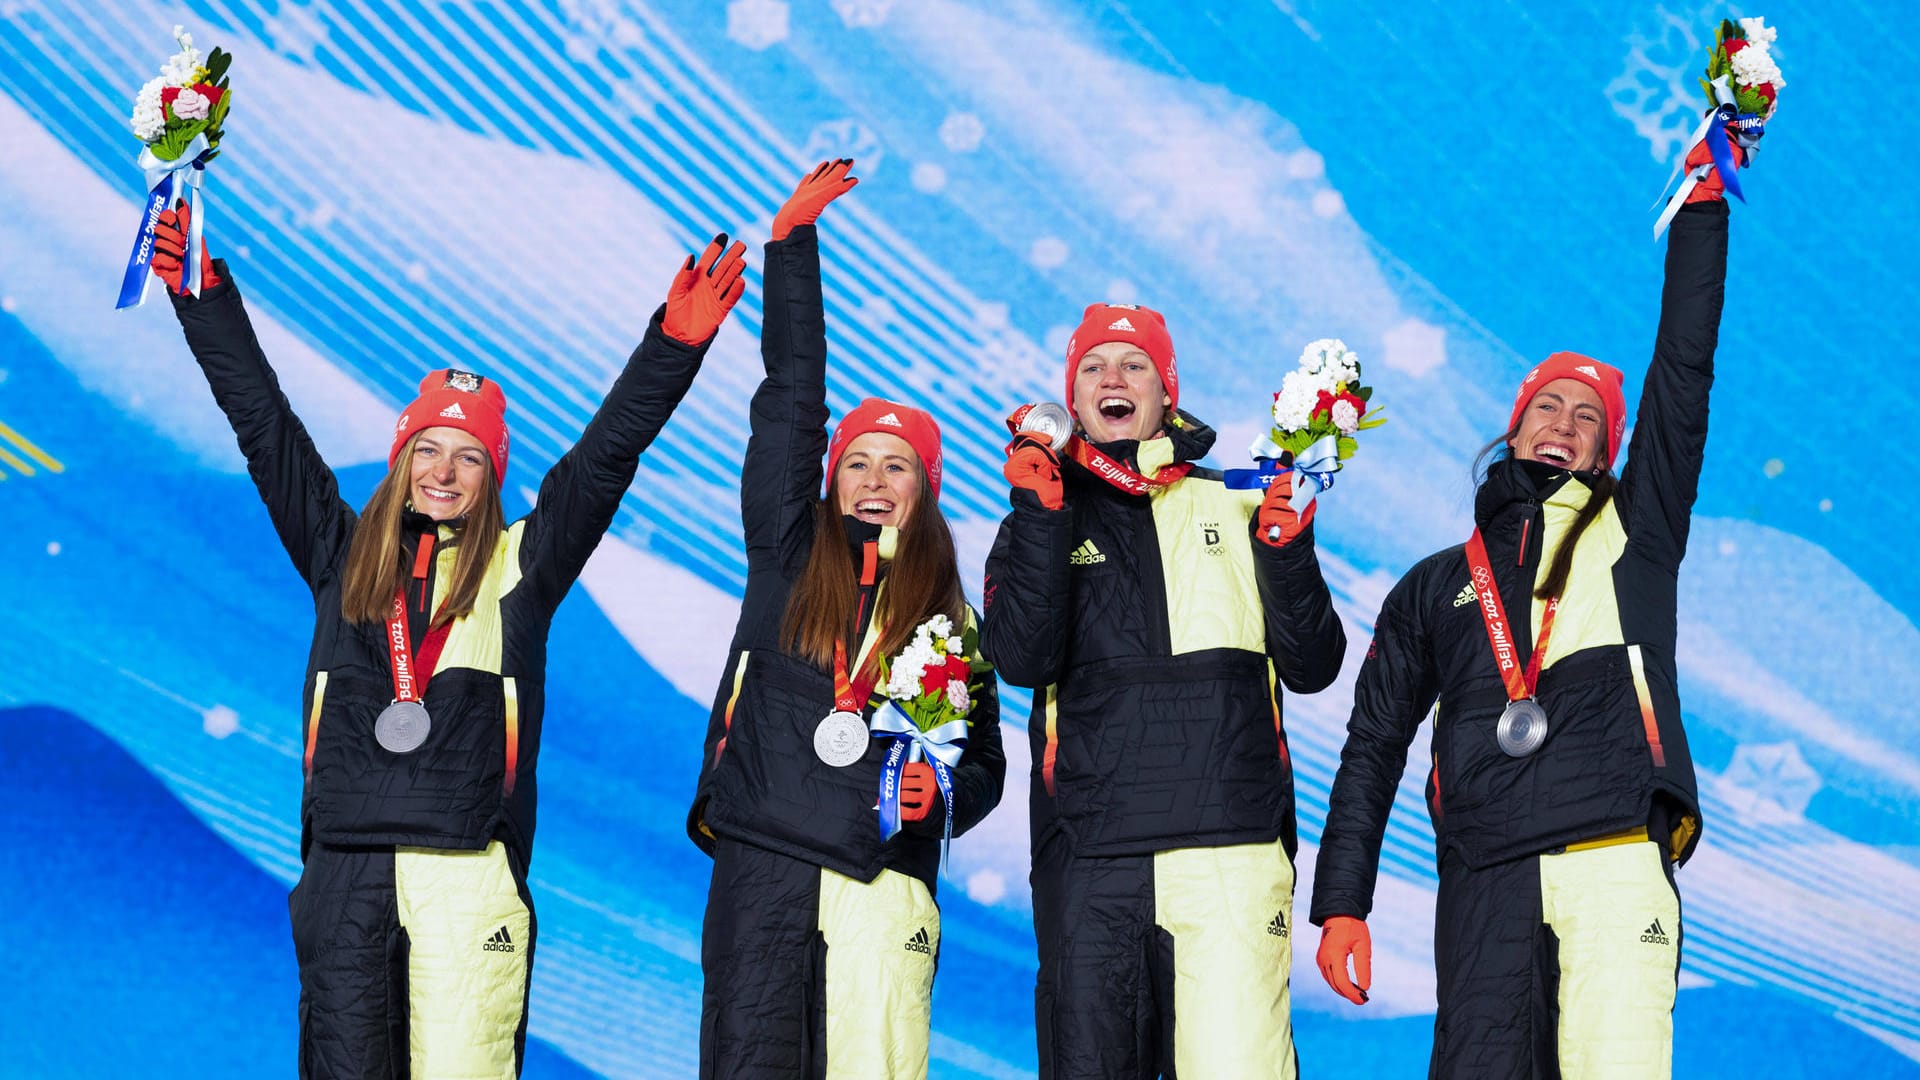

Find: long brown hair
[781,469,966,680]
[340,430,506,628]
[1474,426,1617,602]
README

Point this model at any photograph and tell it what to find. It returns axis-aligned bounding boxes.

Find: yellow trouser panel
[818,866,939,1080]
[1154,838,1298,1080]
[394,842,531,1080]
[1540,840,1678,1080]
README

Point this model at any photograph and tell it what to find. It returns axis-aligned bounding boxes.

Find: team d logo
[1201,522,1223,556]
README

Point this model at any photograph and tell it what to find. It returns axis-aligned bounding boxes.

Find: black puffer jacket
[685,227,1005,891]
[1311,201,1726,924]
[981,417,1346,859]
[172,265,709,861]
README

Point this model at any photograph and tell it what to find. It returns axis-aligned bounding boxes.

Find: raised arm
[1619,196,1730,568]
[519,236,743,607]
[1252,473,1346,693]
[743,161,858,576]
[156,206,353,587]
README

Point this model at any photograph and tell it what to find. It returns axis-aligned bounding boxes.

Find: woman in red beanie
[1310,173,1738,1073]
[149,205,745,1077]
[685,161,1005,1078]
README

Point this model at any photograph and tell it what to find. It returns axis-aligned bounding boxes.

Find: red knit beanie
[1064,303,1178,417]
[1507,352,1627,468]
[390,369,511,480]
[826,398,944,501]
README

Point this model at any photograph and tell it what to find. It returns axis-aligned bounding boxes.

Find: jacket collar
[1084,408,1217,472]
[1473,457,1583,528]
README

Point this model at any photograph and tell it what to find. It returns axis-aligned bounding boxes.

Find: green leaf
[1355,385,1373,402]
[208,50,232,82]
[1336,435,1359,459]
[148,119,210,161]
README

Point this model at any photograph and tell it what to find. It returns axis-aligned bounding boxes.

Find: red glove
[771,159,858,242]
[663,233,747,346]
[899,762,942,823]
[149,201,221,294]
[1003,432,1064,510]
[1317,915,1372,1006]
[1257,468,1315,548]
[1683,123,1748,204]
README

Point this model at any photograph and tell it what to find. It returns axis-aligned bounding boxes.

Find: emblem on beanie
[443,370,484,393]
[1108,316,1137,332]
[395,414,411,435]
[875,412,903,427]
[1576,364,1599,379]
[439,402,467,420]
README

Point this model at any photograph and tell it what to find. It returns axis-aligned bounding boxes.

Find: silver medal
[376,700,432,754]
[813,710,869,767]
[1497,698,1549,758]
[1016,402,1074,452]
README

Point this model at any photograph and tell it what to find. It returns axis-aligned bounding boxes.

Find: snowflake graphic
[938,111,986,153]
[727,0,790,51]
[832,0,893,28]
[803,119,884,174]
[561,0,645,59]
[1604,6,1715,164]
[265,1,329,62]
[1716,740,1822,823]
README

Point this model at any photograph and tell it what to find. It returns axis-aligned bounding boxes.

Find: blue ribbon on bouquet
[1227,432,1341,515]
[116,134,211,309]
[872,701,966,873]
[1653,75,1763,239]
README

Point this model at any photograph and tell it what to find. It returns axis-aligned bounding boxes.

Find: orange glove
[899,761,942,823]
[1003,432,1064,510]
[1683,122,1748,204]
[1317,915,1372,1006]
[771,159,858,241]
[1257,468,1315,548]
[149,201,221,294]
[662,233,747,346]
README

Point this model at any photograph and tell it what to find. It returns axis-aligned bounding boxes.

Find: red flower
[1312,389,1337,419]
[1724,37,1748,55]
[945,655,970,682]
[191,82,225,105]
[161,85,181,105]
[919,667,946,696]
[1336,391,1366,418]
[1755,82,1777,102]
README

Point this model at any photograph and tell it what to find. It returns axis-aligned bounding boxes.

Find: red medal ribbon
[1067,437,1193,496]
[388,535,454,703]
[1464,528,1559,703]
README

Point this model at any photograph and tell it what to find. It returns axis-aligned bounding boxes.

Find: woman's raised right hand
[771,159,858,241]
[150,201,221,294]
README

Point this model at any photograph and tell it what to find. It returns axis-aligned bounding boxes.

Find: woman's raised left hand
[662,232,748,345]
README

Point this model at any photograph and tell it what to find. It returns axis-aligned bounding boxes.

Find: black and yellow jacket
[1310,201,1726,925]
[172,266,709,862]
[685,227,1006,892]
[980,418,1347,859]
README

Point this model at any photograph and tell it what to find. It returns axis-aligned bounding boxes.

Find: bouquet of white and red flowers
[1233,338,1385,511]
[116,26,234,308]
[1654,16,1783,236]
[869,614,985,864]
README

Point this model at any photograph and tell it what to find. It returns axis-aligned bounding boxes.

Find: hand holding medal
[1227,338,1386,539]
[1653,17,1784,237]
[116,26,234,309]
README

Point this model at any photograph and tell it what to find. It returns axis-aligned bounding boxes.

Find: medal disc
[813,710,869,767]
[376,700,432,754]
[1017,402,1074,452]
[1497,698,1548,758]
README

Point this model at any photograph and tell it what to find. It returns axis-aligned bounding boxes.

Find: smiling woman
[148,200,746,1078]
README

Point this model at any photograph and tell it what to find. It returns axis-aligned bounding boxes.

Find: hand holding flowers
[1233,339,1385,516]
[117,26,235,308]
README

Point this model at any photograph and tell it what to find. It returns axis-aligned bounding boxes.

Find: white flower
[1273,368,1330,431]
[926,613,953,638]
[172,86,211,120]
[1738,17,1777,47]
[1330,399,1361,434]
[131,76,167,140]
[1730,45,1785,91]
[946,679,970,712]
[946,637,964,654]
